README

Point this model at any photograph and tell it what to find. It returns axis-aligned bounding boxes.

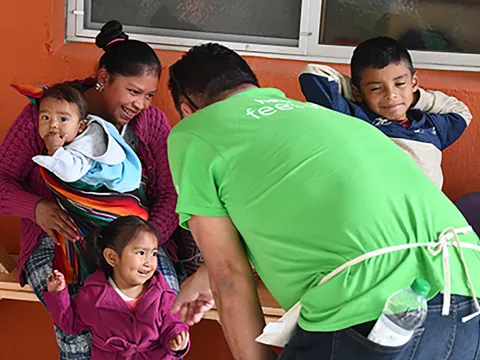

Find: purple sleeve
[43,287,90,334]
[158,290,190,358]
[143,108,179,245]
[0,104,44,221]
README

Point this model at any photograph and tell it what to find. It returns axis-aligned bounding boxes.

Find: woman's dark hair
[350,36,414,88]
[95,20,161,79]
[40,83,88,119]
[168,43,259,111]
[85,216,157,276]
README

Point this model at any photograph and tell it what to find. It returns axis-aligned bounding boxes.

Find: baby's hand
[46,270,66,292]
[44,132,68,155]
[168,331,189,352]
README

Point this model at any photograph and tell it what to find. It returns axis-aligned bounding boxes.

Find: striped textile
[40,167,149,284]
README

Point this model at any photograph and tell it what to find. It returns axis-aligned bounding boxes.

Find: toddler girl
[43,216,190,359]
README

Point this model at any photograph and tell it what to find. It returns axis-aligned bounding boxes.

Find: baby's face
[358,62,419,121]
[38,98,86,144]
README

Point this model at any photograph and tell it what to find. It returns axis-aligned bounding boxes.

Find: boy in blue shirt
[299,36,472,189]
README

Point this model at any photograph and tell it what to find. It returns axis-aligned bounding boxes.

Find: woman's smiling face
[100,72,158,128]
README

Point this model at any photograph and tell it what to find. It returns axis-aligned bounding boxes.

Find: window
[67,0,310,55]
[308,0,480,70]
[67,0,480,71]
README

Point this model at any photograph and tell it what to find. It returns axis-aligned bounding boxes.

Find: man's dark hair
[351,36,414,88]
[40,83,88,119]
[168,43,259,111]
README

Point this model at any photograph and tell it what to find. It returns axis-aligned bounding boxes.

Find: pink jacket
[43,270,189,360]
[0,85,179,285]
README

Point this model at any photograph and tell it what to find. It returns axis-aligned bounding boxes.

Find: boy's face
[38,98,87,144]
[356,62,419,121]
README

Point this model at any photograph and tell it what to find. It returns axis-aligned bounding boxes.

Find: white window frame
[66,0,480,72]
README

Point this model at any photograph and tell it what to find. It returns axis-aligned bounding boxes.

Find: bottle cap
[410,278,431,297]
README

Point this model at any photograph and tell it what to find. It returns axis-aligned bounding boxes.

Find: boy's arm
[412,88,472,149]
[43,287,90,334]
[299,64,361,116]
[32,147,93,183]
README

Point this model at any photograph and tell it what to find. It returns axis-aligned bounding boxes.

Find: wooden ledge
[0,255,284,323]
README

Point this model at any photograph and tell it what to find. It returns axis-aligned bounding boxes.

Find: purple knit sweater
[0,102,179,285]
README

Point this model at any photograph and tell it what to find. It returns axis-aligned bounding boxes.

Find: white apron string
[318,226,480,322]
[433,227,480,322]
[256,225,480,347]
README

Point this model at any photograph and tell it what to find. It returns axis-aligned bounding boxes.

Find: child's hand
[44,132,68,155]
[168,331,189,352]
[46,270,66,292]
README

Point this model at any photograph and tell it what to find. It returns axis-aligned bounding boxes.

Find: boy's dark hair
[168,43,259,111]
[85,216,157,277]
[96,20,161,79]
[40,83,88,120]
[351,36,414,88]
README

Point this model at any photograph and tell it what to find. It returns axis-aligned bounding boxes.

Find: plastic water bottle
[367,278,430,347]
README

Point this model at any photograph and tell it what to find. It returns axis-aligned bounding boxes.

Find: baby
[32,83,142,193]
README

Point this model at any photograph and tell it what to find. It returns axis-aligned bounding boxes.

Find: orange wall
[0,1,479,359]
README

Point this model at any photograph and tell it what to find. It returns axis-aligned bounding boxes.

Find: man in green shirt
[167,43,480,360]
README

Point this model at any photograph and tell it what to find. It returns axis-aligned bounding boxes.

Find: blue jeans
[278,294,480,360]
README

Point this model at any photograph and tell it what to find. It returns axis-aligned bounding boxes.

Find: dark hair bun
[95,20,129,51]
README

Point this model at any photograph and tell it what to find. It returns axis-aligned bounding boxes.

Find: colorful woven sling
[13,83,149,284]
[40,168,149,284]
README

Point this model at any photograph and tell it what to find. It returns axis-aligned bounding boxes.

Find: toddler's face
[357,62,419,121]
[38,98,86,144]
[114,230,159,287]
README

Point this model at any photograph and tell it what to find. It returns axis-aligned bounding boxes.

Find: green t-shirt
[168,88,480,332]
